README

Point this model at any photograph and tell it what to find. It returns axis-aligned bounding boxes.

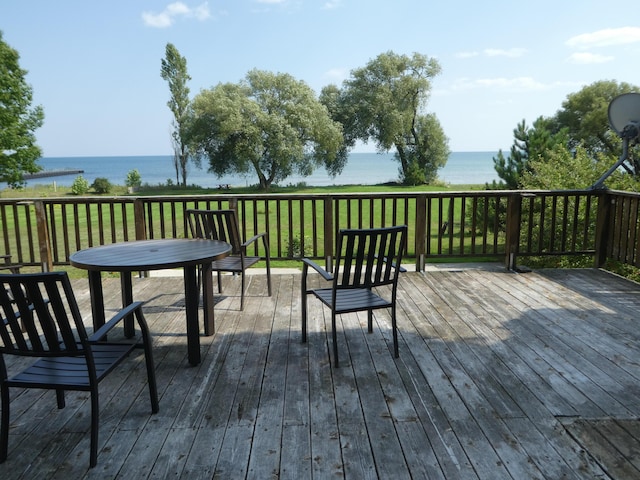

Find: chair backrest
[186,209,242,254]
[0,272,88,358]
[333,225,407,289]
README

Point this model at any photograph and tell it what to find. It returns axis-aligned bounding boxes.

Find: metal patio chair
[301,225,407,367]
[187,209,272,310]
[0,271,159,468]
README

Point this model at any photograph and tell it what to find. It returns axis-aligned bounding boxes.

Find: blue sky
[1,0,638,157]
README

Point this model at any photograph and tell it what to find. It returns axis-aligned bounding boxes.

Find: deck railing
[0,189,634,272]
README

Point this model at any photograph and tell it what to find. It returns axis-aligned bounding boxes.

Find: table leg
[88,270,105,333]
[121,272,135,338]
[184,265,201,366]
[202,262,215,336]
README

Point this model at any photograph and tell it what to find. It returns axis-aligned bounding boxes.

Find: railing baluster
[0,190,629,272]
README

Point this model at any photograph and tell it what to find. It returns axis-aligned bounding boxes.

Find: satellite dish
[608,92,640,137]
[591,92,640,189]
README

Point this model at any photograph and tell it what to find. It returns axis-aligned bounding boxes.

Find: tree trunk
[180,144,188,187]
[395,145,408,176]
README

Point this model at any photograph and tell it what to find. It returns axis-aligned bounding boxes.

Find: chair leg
[89,389,99,468]
[332,311,339,368]
[266,262,272,297]
[0,384,9,463]
[240,270,246,311]
[367,309,373,333]
[301,268,308,343]
[392,305,399,358]
[217,272,223,294]
[55,389,66,409]
[137,309,159,414]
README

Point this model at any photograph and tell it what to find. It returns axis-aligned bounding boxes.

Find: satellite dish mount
[591,92,640,189]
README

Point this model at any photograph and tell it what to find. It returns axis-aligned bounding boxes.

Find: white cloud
[567,52,614,64]
[454,48,526,59]
[255,0,288,4]
[142,2,211,28]
[483,48,526,58]
[566,26,640,49]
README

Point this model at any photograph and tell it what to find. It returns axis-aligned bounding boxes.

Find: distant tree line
[161,45,449,190]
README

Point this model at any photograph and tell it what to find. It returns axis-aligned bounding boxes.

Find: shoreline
[20,152,499,188]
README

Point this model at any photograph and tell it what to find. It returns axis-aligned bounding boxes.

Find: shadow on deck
[2,265,640,479]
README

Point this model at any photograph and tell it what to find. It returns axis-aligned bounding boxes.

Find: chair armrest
[0,254,22,273]
[375,255,406,273]
[0,265,22,273]
[89,301,145,342]
[301,258,333,281]
[241,232,266,249]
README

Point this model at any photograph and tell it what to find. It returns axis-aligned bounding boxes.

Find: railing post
[324,195,333,271]
[33,200,53,272]
[415,194,427,272]
[505,193,522,271]
[134,198,147,240]
[594,191,612,268]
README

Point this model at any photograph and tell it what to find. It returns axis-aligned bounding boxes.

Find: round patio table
[70,238,231,365]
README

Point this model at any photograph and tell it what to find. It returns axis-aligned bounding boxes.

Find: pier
[24,168,84,180]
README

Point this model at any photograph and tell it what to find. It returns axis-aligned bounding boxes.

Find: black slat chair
[0,271,159,468]
[301,225,407,367]
[186,209,272,310]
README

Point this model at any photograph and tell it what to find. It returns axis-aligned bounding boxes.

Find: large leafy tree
[553,80,638,157]
[161,43,194,187]
[190,69,344,191]
[494,80,639,190]
[321,51,449,185]
[0,32,44,188]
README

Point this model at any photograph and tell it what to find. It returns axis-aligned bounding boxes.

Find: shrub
[91,177,112,194]
[286,235,311,258]
[400,160,426,186]
[70,175,90,195]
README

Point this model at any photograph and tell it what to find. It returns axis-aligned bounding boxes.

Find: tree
[553,80,638,157]
[190,69,344,191]
[160,43,194,187]
[492,117,567,189]
[0,31,44,188]
[322,51,449,185]
[493,80,639,190]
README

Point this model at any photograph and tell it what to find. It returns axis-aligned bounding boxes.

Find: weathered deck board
[3,266,640,478]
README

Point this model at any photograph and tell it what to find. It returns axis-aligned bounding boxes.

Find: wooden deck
[3,265,640,479]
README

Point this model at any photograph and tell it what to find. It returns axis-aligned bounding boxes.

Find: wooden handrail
[3,189,636,272]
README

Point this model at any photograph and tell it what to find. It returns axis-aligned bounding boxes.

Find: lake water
[20,151,499,188]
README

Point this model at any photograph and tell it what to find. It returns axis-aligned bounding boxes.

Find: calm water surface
[22,151,499,188]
